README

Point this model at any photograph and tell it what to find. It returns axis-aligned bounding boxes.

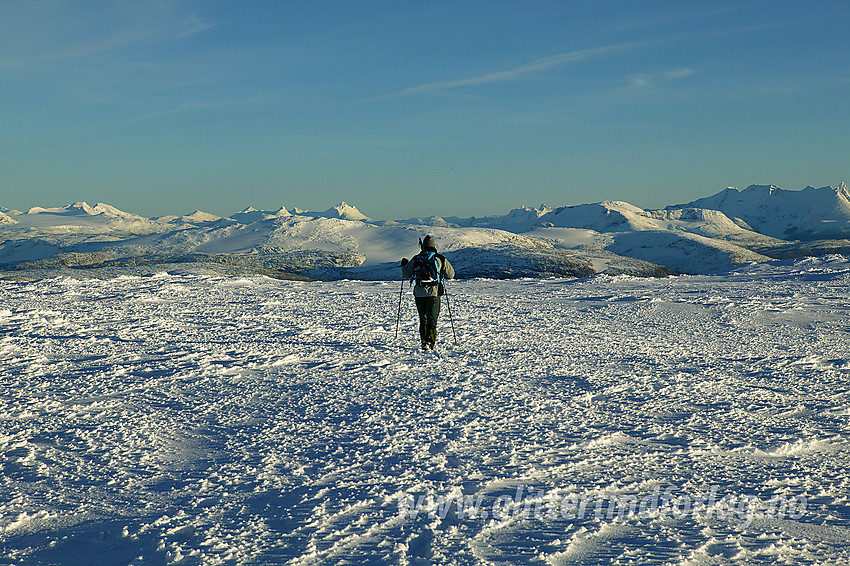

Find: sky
[1,0,849,220]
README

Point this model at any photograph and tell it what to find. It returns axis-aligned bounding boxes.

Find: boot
[427,326,437,350]
[419,324,429,350]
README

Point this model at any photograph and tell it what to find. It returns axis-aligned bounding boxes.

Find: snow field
[1,257,849,565]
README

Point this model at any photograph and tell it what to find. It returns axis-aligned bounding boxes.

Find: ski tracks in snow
[1,259,849,565]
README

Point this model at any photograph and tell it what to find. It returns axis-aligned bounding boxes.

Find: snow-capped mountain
[459,200,781,244]
[449,204,555,231]
[669,183,850,239]
[227,206,291,224]
[4,201,159,235]
[315,202,371,221]
[1,185,847,279]
[26,201,148,220]
[443,199,783,274]
[215,203,370,225]
[153,210,223,224]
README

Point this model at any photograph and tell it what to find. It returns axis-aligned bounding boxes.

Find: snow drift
[2,257,849,564]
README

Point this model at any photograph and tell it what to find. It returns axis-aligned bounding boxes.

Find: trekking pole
[443,284,458,346]
[395,272,405,342]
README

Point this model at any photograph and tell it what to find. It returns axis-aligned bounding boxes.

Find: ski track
[1,258,849,565]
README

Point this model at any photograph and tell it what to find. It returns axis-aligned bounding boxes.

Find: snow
[314,202,372,222]
[26,202,98,215]
[1,256,849,564]
[25,202,148,221]
[155,211,224,225]
[2,184,850,279]
[6,202,159,235]
[524,227,602,250]
[671,184,850,240]
[607,231,771,275]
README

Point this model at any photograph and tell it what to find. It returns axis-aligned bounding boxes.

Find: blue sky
[2,1,848,219]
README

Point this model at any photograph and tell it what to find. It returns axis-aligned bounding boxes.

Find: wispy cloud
[366,18,792,103]
[627,68,696,88]
[369,40,647,101]
[0,3,215,72]
[175,14,216,39]
[129,98,243,122]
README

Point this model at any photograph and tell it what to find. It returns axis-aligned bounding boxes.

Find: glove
[401,258,408,266]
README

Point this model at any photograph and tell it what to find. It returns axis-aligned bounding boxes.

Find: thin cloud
[0,5,215,72]
[628,68,696,88]
[131,99,241,122]
[175,15,216,39]
[365,18,808,101]
[369,40,648,101]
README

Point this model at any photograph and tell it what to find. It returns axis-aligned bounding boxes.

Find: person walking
[401,235,455,350]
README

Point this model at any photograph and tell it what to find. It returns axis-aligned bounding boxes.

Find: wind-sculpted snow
[2,257,849,564]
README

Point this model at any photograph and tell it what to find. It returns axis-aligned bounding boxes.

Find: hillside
[1,185,847,279]
[669,183,850,239]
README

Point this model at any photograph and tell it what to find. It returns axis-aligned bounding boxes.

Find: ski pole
[443,284,458,345]
[395,271,405,341]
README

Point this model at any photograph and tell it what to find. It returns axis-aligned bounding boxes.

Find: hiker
[401,235,455,350]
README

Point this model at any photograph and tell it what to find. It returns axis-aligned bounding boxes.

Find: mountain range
[2,184,849,280]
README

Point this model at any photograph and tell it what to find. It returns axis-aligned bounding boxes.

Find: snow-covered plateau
[3,184,850,280]
[1,256,849,565]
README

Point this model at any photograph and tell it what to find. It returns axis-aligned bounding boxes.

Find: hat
[420,235,437,251]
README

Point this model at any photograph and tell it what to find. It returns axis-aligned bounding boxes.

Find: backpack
[410,251,445,295]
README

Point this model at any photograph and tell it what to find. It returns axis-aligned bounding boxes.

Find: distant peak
[742,184,782,195]
[90,202,142,218]
[67,201,96,214]
[321,202,371,221]
[334,201,355,212]
[515,204,552,214]
[183,210,221,222]
[27,202,96,215]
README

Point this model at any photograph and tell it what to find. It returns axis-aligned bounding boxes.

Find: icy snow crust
[1,257,850,564]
